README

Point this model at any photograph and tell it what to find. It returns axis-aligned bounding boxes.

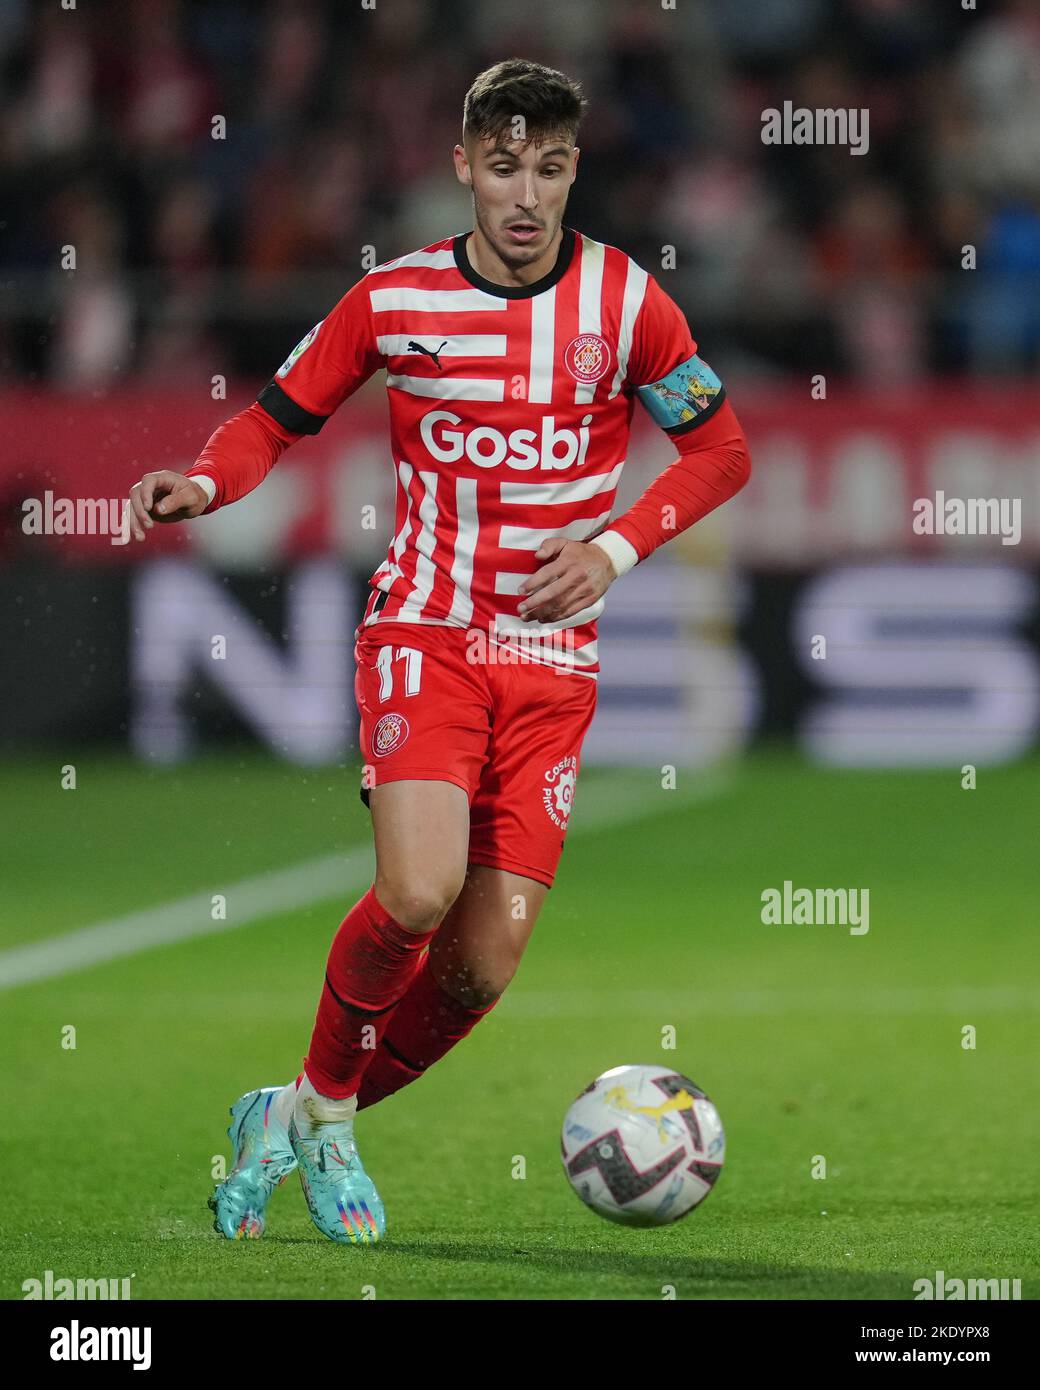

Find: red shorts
[354,624,597,888]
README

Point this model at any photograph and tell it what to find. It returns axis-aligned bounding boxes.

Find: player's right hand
[124,471,209,541]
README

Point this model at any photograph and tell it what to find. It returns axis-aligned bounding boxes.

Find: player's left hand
[517,537,617,623]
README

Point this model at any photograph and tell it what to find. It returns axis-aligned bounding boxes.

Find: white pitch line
[0,849,375,993]
[0,768,727,993]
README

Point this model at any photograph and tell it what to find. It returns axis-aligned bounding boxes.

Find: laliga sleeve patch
[276,320,324,379]
[636,354,726,434]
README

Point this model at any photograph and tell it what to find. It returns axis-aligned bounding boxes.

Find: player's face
[455,132,578,268]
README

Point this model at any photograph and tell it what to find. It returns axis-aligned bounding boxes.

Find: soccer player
[125,58,751,1245]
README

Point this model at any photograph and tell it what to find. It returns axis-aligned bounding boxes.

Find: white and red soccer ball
[561,1064,725,1226]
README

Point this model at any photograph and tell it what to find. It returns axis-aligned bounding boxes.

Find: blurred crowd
[2,0,1039,389]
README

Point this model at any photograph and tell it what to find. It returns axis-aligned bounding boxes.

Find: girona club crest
[564,334,612,384]
[373,712,409,757]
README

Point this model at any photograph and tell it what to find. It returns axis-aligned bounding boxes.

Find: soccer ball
[561,1064,725,1226]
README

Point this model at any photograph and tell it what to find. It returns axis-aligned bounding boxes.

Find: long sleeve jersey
[187,226,751,676]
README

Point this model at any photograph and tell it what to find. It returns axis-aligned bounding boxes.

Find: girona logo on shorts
[373,712,409,756]
[564,334,612,384]
[542,755,577,828]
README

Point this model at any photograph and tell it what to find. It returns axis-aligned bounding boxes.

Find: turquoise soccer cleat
[289,1110,386,1245]
[208,1086,298,1239]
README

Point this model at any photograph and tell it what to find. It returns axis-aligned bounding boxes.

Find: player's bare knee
[441,974,504,1010]
[434,953,515,1009]
[375,872,464,932]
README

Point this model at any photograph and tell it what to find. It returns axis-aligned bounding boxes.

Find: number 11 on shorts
[375,645,424,701]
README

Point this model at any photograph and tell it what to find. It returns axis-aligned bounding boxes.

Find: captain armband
[635,354,726,436]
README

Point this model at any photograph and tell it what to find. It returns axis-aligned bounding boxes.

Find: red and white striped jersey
[255,226,724,676]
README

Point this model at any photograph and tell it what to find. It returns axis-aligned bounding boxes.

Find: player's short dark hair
[463,58,587,150]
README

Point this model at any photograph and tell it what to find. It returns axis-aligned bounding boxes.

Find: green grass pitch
[1,749,1037,1300]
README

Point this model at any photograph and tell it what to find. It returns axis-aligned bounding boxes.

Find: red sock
[304,886,436,1099]
[356,952,498,1110]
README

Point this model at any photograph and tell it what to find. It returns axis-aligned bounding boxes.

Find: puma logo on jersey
[408,339,447,370]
